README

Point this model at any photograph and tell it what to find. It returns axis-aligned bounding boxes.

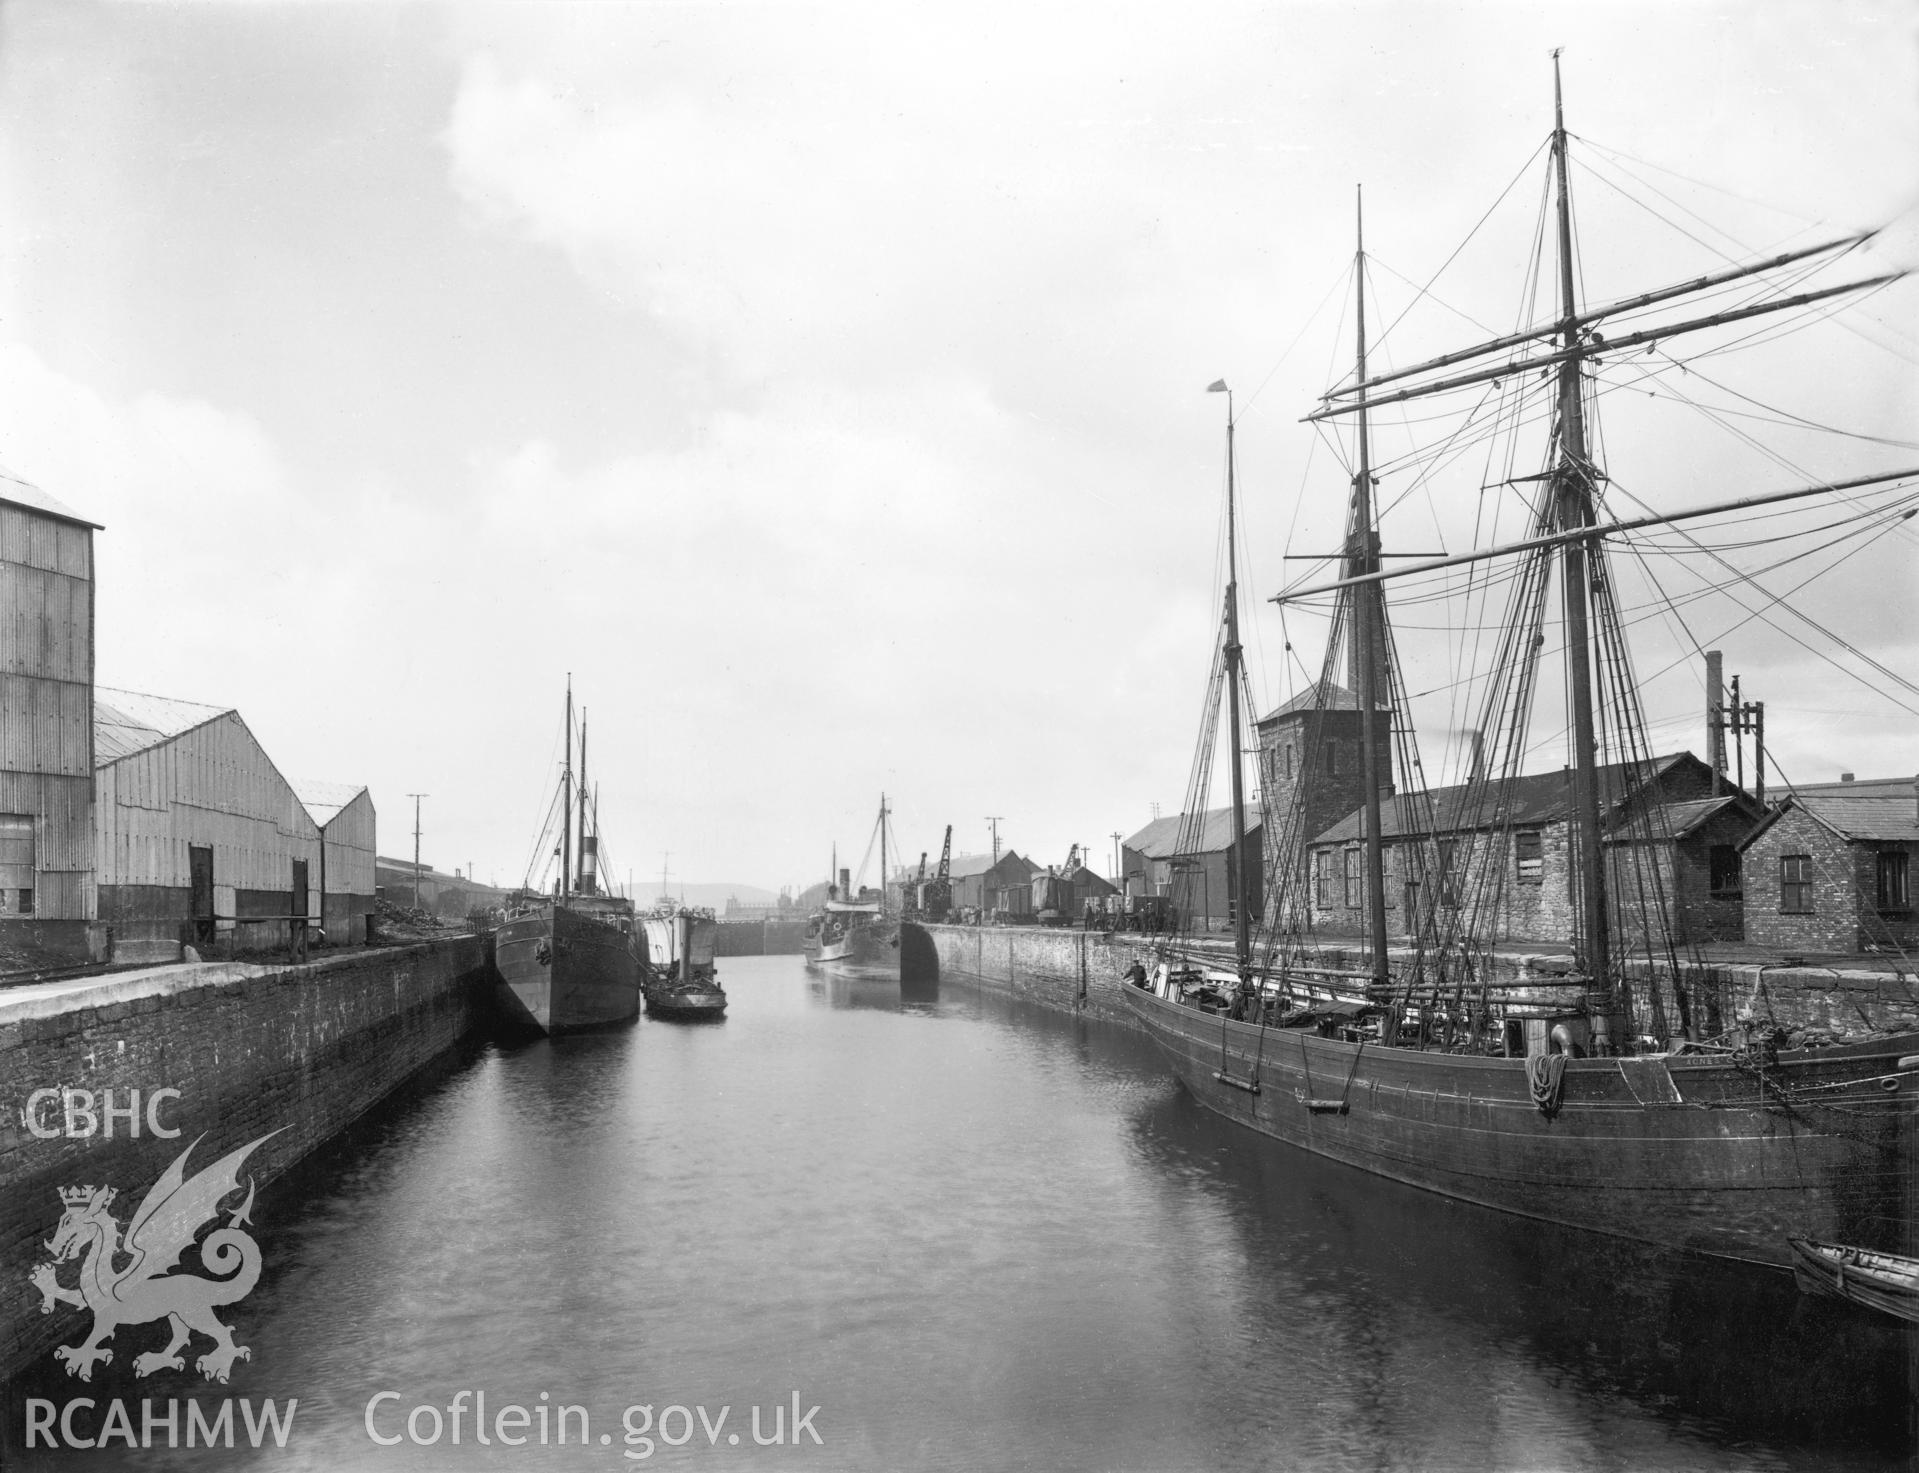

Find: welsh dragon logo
[28,1131,279,1384]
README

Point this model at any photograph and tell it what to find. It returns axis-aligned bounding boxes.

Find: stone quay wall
[713,919,807,956]
[918,923,1919,1043]
[919,924,1154,1026]
[0,936,488,1378]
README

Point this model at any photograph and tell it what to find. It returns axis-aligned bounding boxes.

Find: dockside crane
[915,825,954,921]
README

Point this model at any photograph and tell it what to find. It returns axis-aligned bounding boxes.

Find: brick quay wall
[916,923,1919,1042]
[0,936,489,1378]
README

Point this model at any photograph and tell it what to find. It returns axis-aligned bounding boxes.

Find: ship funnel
[579,835,599,894]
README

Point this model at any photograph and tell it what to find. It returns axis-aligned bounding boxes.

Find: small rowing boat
[1787,1238,1919,1324]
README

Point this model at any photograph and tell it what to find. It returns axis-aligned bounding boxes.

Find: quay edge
[0,936,490,1379]
[912,921,1919,1042]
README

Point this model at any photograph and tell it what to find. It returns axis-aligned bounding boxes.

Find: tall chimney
[1705,650,1725,788]
[1467,728,1486,785]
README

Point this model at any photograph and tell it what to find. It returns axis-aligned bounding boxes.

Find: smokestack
[1705,650,1725,784]
[578,836,598,894]
[1467,729,1486,785]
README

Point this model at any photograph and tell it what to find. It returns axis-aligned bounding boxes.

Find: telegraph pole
[407,794,428,912]
[985,816,1003,862]
[1110,831,1123,884]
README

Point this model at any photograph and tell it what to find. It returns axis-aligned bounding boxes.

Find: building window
[1709,844,1742,898]
[1779,854,1813,914]
[1438,838,1459,908]
[1513,830,1543,885]
[0,815,33,917]
[1321,741,1339,777]
[1314,850,1335,910]
[1876,850,1910,911]
[1343,848,1362,909]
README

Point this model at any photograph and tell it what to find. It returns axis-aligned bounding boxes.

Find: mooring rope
[1527,1052,1568,1118]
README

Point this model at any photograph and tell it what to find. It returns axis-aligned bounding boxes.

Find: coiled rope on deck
[1527,1052,1568,1119]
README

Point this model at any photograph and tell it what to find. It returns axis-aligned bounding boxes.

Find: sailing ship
[1122,61,1919,1271]
[495,683,641,1032]
[801,795,901,967]
[639,903,727,1020]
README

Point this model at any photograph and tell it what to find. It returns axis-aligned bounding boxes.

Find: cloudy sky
[0,2,1913,897]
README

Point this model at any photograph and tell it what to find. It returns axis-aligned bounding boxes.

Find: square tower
[1255,684,1392,928]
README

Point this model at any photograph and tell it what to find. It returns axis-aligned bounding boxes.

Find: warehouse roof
[293,779,371,828]
[946,850,1030,880]
[1126,806,1262,858]
[1786,775,1918,800]
[94,687,232,763]
[1310,753,1699,845]
[0,466,103,530]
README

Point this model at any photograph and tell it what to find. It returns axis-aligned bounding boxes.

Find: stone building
[1121,807,1263,932]
[1254,683,1392,928]
[1301,752,1757,947]
[1740,776,1918,954]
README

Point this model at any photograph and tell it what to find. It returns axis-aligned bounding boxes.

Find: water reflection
[1123,1082,1911,1462]
[4,956,1908,1473]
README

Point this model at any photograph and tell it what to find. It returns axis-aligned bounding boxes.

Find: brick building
[1122,807,1263,932]
[1301,752,1757,947]
[1740,776,1918,953]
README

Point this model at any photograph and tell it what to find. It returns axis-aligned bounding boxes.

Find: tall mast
[879,794,888,913]
[561,675,573,898]
[1351,187,1391,990]
[1550,53,1613,1048]
[579,709,590,889]
[1219,383,1252,985]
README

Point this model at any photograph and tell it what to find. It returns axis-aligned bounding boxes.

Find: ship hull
[642,988,728,1021]
[802,932,852,965]
[495,902,640,1033]
[638,910,726,1021]
[1121,982,1917,1268]
[802,921,894,968]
